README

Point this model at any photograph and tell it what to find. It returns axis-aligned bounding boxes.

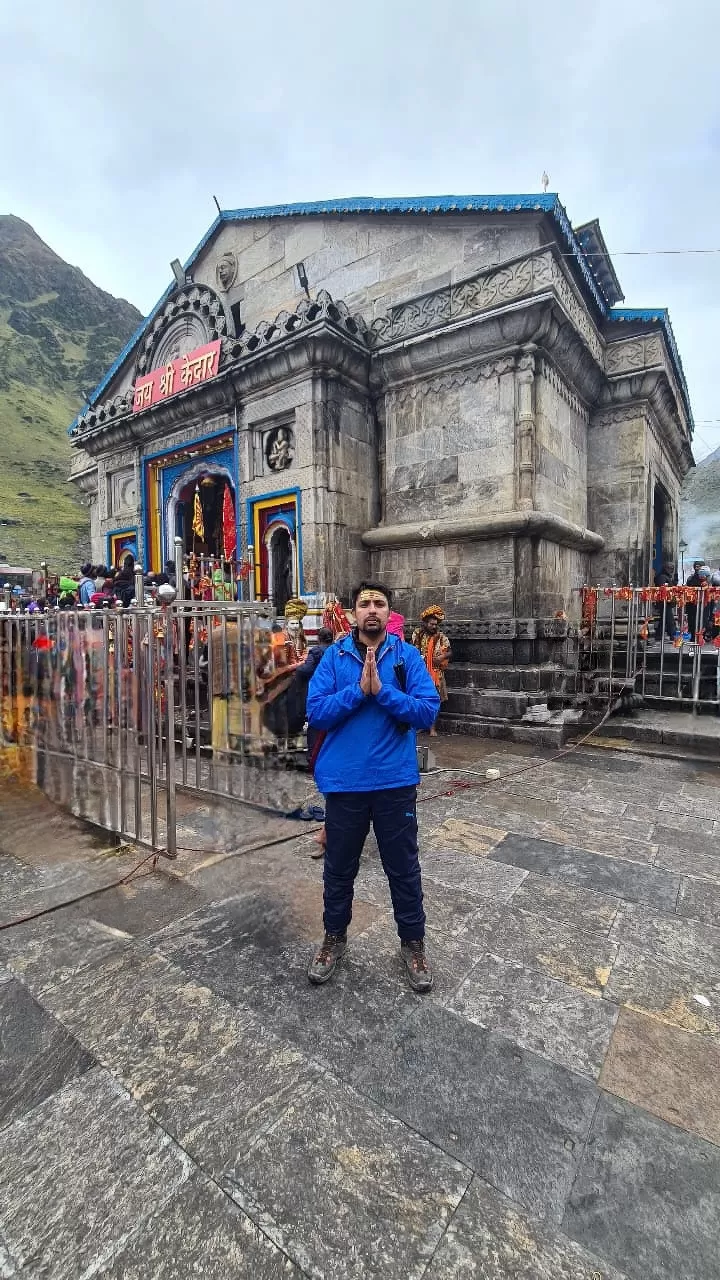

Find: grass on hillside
[0,380,88,571]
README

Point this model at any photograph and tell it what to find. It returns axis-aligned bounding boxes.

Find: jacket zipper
[339,638,394,668]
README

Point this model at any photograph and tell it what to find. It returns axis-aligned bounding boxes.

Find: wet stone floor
[1,736,720,1279]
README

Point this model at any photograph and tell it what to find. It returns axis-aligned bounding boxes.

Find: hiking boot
[400,939,434,993]
[307,932,347,985]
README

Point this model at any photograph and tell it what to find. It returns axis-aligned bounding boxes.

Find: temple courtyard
[1,734,719,1279]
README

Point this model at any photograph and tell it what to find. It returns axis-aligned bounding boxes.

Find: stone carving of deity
[216,253,238,292]
[266,426,294,472]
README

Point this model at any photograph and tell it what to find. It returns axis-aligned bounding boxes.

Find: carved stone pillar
[515,348,536,511]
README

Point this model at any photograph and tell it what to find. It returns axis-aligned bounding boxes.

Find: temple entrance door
[175,474,233,559]
[175,503,185,549]
[269,526,294,612]
[652,483,670,580]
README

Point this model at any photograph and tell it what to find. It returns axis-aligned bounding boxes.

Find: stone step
[445,689,536,719]
[438,711,568,748]
[595,713,720,759]
[445,664,569,692]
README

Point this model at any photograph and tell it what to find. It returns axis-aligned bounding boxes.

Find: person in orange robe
[411,605,451,736]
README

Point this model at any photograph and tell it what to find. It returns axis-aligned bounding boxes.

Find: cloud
[1,0,717,452]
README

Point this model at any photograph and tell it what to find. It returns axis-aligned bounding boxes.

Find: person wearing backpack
[293,628,334,857]
[77,564,96,607]
[306,582,440,992]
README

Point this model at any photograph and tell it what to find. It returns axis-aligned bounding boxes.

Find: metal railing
[579,585,720,715]
[0,594,315,857]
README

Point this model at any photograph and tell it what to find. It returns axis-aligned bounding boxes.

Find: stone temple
[69,193,694,727]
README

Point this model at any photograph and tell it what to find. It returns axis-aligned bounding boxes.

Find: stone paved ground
[1,737,720,1279]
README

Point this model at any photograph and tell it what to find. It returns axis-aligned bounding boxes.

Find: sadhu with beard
[306,582,440,991]
[411,605,452,737]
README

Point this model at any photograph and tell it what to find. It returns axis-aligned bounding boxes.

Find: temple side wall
[645,420,681,572]
[587,404,682,586]
[71,445,143,567]
[534,362,589,527]
[370,537,517,622]
[300,378,376,595]
[514,537,589,620]
[382,364,516,525]
[587,408,650,584]
[201,214,543,333]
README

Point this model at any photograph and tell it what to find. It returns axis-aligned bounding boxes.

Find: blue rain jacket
[306,631,441,793]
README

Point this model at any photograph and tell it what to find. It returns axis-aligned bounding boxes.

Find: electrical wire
[417,705,613,804]
[0,848,161,933]
[0,701,629,932]
[538,243,720,259]
[0,824,323,934]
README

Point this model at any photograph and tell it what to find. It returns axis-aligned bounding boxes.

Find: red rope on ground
[0,849,159,932]
[0,708,616,931]
[417,706,613,804]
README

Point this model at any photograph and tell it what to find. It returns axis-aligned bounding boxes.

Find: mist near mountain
[680,446,720,569]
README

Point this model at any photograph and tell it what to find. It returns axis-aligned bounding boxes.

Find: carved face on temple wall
[216,253,238,291]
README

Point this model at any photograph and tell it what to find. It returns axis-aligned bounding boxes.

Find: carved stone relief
[388,355,516,411]
[109,467,138,515]
[152,316,209,369]
[135,284,227,378]
[515,349,536,509]
[605,334,664,377]
[216,252,238,292]
[265,425,295,472]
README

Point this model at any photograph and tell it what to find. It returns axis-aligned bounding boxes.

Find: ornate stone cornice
[538,358,591,423]
[362,509,604,553]
[604,333,663,377]
[370,300,552,392]
[591,404,648,428]
[595,370,693,478]
[70,292,370,454]
[386,355,517,408]
[603,332,692,464]
[369,247,604,366]
[68,457,98,494]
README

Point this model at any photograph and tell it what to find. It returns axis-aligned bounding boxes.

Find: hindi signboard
[132,340,221,413]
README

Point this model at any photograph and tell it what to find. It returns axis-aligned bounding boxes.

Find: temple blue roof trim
[68,193,610,433]
[608,307,693,433]
[70,194,684,433]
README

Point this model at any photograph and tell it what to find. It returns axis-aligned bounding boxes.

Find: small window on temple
[230,302,244,336]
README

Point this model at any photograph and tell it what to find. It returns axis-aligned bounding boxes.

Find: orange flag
[192,486,204,540]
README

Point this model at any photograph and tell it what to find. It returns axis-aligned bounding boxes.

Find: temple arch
[264,518,297,611]
[165,460,235,562]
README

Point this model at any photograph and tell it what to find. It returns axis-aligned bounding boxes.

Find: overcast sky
[2,0,718,457]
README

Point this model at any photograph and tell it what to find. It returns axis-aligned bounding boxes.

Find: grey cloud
[1,0,718,454]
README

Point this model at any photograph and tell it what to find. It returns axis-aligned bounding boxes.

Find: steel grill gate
[578,586,720,715]
[0,599,313,857]
[5,582,719,855]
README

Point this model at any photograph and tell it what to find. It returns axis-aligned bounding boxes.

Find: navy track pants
[322,785,426,942]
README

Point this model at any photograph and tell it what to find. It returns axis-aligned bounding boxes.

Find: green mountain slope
[0,215,142,570]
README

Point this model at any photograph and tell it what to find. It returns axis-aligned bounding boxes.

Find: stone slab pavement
[1,737,720,1278]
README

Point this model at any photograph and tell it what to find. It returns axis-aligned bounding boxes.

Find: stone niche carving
[216,252,238,292]
[264,424,295,473]
[109,467,137,515]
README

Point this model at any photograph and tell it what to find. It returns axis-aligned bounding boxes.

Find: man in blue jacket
[306,582,440,992]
